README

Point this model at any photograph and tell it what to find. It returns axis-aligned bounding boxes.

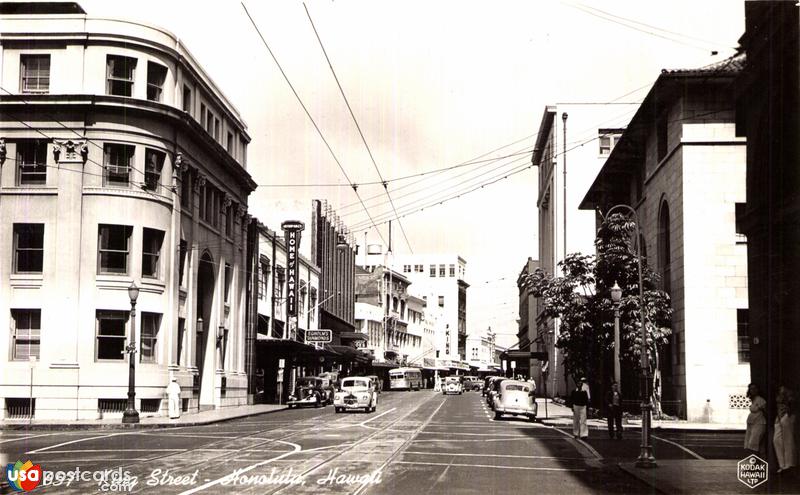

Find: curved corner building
[0,2,256,420]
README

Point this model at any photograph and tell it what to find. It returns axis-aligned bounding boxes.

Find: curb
[540,420,744,434]
[0,406,288,431]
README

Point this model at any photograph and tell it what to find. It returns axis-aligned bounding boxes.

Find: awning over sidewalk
[339,331,368,341]
[325,344,371,363]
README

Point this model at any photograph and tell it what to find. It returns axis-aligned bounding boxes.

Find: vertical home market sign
[737,454,768,489]
[281,220,305,318]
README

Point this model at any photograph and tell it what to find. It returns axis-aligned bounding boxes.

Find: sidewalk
[620,460,800,494]
[0,404,286,430]
[536,398,744,432]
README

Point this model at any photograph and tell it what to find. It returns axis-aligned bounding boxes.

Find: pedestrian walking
[774,385,796,473]
[605,381,623,439]
[571,378,590,439]
[744,383,767,455]
[167,375,181,419]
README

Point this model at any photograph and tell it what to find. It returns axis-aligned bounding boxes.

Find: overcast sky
[80,0,745,348]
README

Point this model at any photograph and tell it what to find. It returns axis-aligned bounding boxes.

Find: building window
[141,228,164,278]
[439,264,445,277]
[11,309,41,360]
[657,200,671,294]
[200,103,207,128]
[225,203,233,237]
[735,202,747,244]
[103,143,134,187]
[449,264,455,277]
[224,263,232,303]
[200,183,219,227]
[106,55,136,97]
[179,240,188,287]
[182,85,192,113]
[598,129,624,155]
[180,169,192,209]
[438,296,444,307]
[415,264,423,273]
[259,257,270,300]
[737,309,749,364]
[176,317,185,366]
[214,118,220,141]
[657,111,668,162]
[146,61,167,102]
[403,265,411,273]
[227,132,235,155]
[16,140,47,185]
[20,54,50,93]
[98,224,132,275]
[13,223,44,273]
[430,265,436,277]
[206,110,213,135]
[140,312,161,363]
[144,149,164,191]
[96,310,128,360]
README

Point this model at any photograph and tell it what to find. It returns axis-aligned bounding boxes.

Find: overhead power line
[303,2,412,252]
[241,2,386,245]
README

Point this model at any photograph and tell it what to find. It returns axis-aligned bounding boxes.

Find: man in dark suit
[605,381,623,439]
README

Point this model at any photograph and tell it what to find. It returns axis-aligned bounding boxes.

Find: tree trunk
[651,348,665,419]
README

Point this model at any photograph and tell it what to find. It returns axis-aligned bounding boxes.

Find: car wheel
[494,411,502,420]
[335,407,341,413]
[529,416,537,423]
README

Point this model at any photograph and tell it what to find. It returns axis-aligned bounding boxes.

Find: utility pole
[562,112,568,261]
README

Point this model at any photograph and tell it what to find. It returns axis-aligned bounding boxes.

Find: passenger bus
[388,367,423,391]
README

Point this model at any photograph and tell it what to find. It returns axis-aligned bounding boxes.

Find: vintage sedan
[334,377,378,413]
[486,377,505,409]
[442,376,463,395]
[287,377,326,408]
[492,379,537,422]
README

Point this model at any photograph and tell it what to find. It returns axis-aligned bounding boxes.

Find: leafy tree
[525,213,672,415]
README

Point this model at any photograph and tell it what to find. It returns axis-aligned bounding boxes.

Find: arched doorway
[196,251,215,407]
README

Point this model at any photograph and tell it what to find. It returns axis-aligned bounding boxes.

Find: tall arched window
[657,200,671,294]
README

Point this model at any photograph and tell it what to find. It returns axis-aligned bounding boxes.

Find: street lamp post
[122,281,140,424]
[606,204,655,468]
[610,281,622,389]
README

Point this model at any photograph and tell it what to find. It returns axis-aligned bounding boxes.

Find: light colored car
[334,377,378,413]
[442,376,463,395]
[492,379,537,422]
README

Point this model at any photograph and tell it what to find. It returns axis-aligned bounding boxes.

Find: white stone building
[581,55,748,423]
[362,248,468,364]
[0,3,255,420]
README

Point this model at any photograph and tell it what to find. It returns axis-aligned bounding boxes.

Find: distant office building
[362,248,468,365]
[0,3,255,420]
[516,258,542,385]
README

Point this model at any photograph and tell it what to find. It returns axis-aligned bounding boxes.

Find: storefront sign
[353,340,366,349]
[281,220,305,317]
[305,329,332,343]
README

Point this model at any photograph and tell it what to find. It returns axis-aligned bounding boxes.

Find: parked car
[462,376,481,391]
[365,375,383,394]
[334,376,378,413]
[287,377,326,408]
[483,376,500,397]
[487,377,505,409]
[442,376,463,395]
[492,379,537,422]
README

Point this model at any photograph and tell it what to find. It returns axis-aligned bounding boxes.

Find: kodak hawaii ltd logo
[6,460,42,492]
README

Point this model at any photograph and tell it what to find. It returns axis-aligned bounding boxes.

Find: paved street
[0,391,755,495]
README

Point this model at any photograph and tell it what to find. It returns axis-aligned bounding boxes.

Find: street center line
[392,460,585,472]
[359,407,397,426]
[402,451,585,460]
[26,433,126,454]
[652,434,705,460]
[0,433,59,445]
